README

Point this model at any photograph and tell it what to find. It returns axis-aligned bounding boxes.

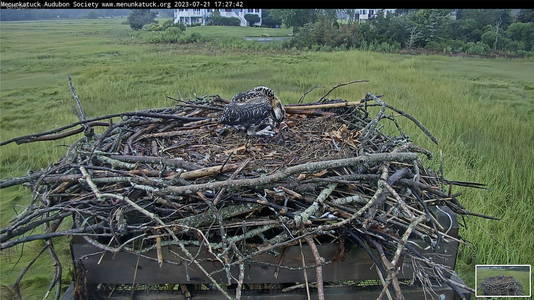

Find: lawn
[1,18,533,299]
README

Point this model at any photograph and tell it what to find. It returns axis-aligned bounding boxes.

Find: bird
[219,86,286,136]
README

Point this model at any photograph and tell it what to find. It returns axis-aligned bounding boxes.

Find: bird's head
[269,97,286,126]
[252,86,276,98]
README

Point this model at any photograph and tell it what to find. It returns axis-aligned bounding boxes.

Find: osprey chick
[220,86,285,136]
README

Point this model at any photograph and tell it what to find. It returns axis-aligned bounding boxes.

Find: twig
[13,243,49,300]
[299,239,311,300]
[318,80,369,102]
[298,85,326,104]
[284,101,363,112]
[163,152,419,195]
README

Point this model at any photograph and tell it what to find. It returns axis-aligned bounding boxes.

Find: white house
[174,9,262,27]
[355,9,396,22]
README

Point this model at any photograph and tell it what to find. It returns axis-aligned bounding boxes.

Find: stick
[163,152,419,195]
[298,84,325,103]
[13,243,49,300]
[305,235,325,300]
[364,93,439,145]
[0,111,208,146]
[284,101,363,112]
[319,80,369,102]
[299,239,311,300]
[235,262,245,300]
[213,158,251,206]
[67,76,86,122]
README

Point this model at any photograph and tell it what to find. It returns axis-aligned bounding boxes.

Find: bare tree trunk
[494,16,502,51]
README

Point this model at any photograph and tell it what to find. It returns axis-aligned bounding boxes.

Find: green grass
[476,267,531,297]
[1,19,534,299]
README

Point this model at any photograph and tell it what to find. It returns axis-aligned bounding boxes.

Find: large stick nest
[478,275,524,296]
[0,81,493,300]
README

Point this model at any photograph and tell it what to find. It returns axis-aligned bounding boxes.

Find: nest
[0,80,493,300]
[478,275,524,296]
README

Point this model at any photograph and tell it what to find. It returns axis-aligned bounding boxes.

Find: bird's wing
[220,101,272,127]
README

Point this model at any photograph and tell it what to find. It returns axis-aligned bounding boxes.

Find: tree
[343,9,357,25]
[506,22,534,51]
[208,10,222,25]
[127,9,157,30]
[516,9,534,23]
[86,10,100,19]
[458,9,498,29]
[244,14,260,26]
[261,9,282,28]
[270,9,318,33]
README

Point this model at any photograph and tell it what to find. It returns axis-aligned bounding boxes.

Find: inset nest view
[476,265,531,297]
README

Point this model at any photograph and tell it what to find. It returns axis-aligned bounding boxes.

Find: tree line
[3,9,533,56]
[269,9,534,56]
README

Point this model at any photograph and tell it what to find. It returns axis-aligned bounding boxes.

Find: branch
[284,101,363,113]
[305,235,325,300]
[1,111,208,146]
[163,152,419,195]
[319,80,369,102]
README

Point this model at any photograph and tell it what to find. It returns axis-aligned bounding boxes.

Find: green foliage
[261,9,282,28]
[207,11,240,26]
[406,9,454,46]
[465,41,490,54]
[207,10,222,25]
[186,32,202,43]
[367,41,401,52]
[244,14,261,26]
[270,9,318,33]
[424,41,442,51]
[481,30,497,48]
[289,14,362,50]
[161,19,175,30]
[143,27,184,43]
[505,22,534,51]
[516,9,534,23]
[127,9,157,30]
[86,10,100,19]
[451,19,482,43]
[222,17,241,26]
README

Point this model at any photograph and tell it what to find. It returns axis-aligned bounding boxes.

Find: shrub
[425,41,442,51]
[481,31,497,48]
[517,50,533,58]
[174,22,186,31]
[244,14,260,26]
[186,32,202,43]
[320,45,334,52]
[209,14,241,26]
[446,39,466,53]
[466,42,490,54]
[161,19,175,30]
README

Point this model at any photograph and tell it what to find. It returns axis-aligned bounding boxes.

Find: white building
[355,9,396,22]
[174,9,262,27]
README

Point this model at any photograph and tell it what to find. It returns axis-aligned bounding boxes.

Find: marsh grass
[1,19,533,299]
